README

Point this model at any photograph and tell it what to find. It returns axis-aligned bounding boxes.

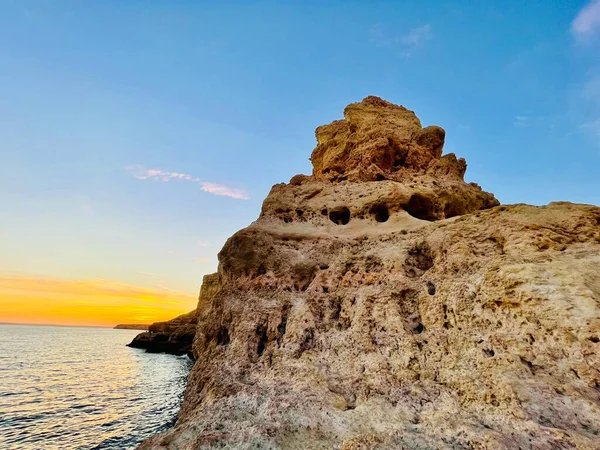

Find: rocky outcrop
[127,311,197,357]
[114,324,148,330]
[139,97,600,449]
[307,96,498,220]
[127,274,222,357]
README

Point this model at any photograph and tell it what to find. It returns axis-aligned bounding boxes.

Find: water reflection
[0,325,193,450]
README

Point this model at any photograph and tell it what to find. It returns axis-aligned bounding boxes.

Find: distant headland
[114,324,149,330]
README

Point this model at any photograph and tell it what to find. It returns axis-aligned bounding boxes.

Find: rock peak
[312,96,454,182]
[287,97,498,221]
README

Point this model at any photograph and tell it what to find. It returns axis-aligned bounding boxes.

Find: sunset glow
[0,276,198,327]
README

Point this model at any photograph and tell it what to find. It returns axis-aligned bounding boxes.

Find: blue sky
[1,0,599,296]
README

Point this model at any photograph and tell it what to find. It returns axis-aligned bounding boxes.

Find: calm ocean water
[0,324,193,450]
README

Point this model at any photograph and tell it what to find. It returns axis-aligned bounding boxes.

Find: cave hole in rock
[256,324,268,356]
[589,336,599,343]
[393,154,406,168]
[277,314,288,346]
[329,207,351,225]
[483,348,495,358]
[369,204,390,223]
[490,394,500,407]
[444,202,464,219]
[426,281,436,295]
[321,208,328,216]
[442,304,451,329]
[375,173,386,181]
[404,194,438,221]
[391,145,408,168]
[217,326,230,346]
[520,357,535,374]
[330,297,342,321]
[296,209,304,217]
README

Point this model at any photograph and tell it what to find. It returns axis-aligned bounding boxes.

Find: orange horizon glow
[0,276,198,327]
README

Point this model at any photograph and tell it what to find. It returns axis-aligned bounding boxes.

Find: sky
[0,0,599,326]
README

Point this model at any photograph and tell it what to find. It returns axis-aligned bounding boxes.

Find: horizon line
[0,321,147,329]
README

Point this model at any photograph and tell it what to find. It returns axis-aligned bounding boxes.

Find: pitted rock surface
[138,98,600,450]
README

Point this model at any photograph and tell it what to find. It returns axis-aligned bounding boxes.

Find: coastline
[0,322,116,329]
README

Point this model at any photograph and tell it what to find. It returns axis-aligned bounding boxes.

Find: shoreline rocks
[114,324,149,330]
[127,311,197,357]
[127,274,223,358]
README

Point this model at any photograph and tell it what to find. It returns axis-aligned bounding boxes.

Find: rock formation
[139,97,600,449]
[127,310,197,357]
[114,324,149,330]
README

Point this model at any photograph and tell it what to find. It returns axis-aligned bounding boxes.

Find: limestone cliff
[139,97,600,449]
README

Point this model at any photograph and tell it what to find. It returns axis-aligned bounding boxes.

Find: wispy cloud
[513,115,557,129]
[197,240,211,247]
[126,165,248,200]
[400,24,433,49]
[369,23,433,57]
[572,0,600,41]
[569,3,600,140]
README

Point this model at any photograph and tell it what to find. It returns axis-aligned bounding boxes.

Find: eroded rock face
[308,96,498,220]
[139,98,600,450]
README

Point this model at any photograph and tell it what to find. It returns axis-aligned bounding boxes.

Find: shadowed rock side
[114,324,149,330]
[139,97,600,449]
[127,311,197,357]
[127,275,222,358]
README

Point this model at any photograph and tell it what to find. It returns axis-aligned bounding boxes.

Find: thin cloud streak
[125,165,249,200]
[513,115,557,129]
[572,0,600,41]
[400,24,433,48]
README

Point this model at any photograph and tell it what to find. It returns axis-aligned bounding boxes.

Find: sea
[0,324,193,450]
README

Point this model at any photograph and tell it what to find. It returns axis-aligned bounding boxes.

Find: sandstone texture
[139,97,600,449]
[128,310,197,357]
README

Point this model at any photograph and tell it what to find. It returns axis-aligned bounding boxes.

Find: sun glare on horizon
[0,276,197,327]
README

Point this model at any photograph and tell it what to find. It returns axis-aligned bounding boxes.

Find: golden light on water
[0,276,197,327]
